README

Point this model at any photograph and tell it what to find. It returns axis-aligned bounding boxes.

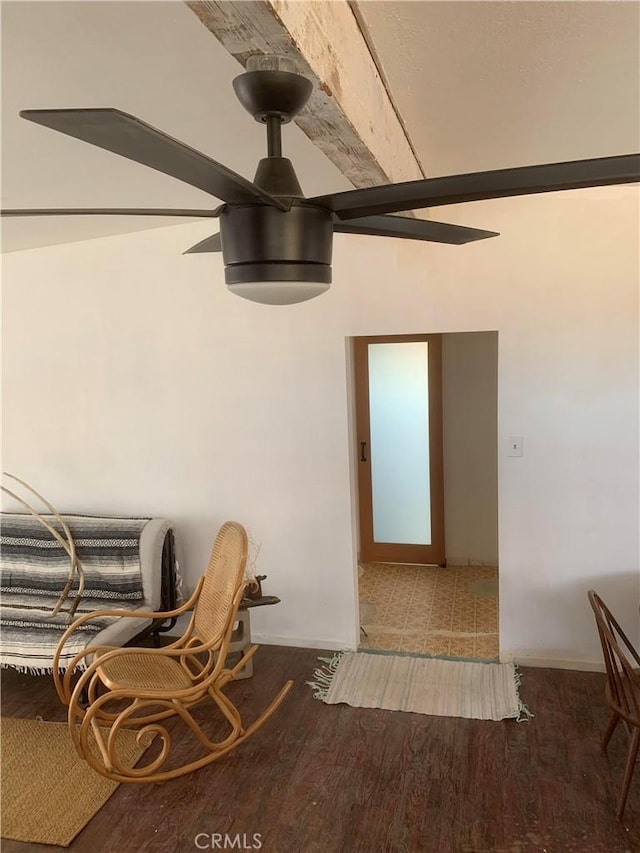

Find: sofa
[0,513,178,673]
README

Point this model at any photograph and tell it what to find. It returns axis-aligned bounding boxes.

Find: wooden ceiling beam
[185,0,424,191]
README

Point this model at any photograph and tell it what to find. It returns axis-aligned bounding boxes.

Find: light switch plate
[507,436,523,457]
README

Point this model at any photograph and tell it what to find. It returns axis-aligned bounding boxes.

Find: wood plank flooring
[1,646,638,853]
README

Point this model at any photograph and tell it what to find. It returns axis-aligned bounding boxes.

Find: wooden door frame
[354,334,445,565]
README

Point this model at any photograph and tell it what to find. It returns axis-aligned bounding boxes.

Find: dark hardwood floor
[1,646,638,853]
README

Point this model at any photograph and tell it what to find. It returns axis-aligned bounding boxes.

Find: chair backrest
[588,589,640,727]
[193,521,248,647]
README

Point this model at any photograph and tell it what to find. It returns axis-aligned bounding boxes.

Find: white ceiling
[0,1,351,252]
[357,0,640,175]
[1,1,638,253]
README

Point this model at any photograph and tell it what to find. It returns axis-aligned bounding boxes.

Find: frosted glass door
[368,342,431,544]
[354,334,444,565]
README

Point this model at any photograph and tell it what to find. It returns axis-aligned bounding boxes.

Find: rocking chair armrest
[74,580,252,672]
[54,578,204,657]
[85,638,213,667]
[95,582,250,660]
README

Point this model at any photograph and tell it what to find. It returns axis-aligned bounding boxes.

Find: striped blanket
[0,514,150,673]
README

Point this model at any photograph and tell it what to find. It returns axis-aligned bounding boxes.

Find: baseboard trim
[503,653,605,673]
[251,633,354,652]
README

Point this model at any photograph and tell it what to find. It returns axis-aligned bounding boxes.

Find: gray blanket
[0,514,149,673]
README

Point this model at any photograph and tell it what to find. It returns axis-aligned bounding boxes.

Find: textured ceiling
[355,0,640,176]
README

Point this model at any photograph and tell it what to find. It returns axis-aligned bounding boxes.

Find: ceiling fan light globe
[227,280,330,305]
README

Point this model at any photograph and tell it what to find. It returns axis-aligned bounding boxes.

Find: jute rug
[1,717,149,847]
[308,651,532,721]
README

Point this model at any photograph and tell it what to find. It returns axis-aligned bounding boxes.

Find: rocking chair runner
[53,521,293,783]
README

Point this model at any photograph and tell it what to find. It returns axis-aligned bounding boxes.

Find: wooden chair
[588,589,640,820]
[53,521,293,783]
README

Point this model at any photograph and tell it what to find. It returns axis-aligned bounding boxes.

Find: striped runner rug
[308,651,531,721]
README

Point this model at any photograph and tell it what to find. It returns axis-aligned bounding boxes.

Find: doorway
[353,331,500,661]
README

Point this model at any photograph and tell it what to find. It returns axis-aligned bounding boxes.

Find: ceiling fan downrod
[231,58,313,200]
[265,114,282,158]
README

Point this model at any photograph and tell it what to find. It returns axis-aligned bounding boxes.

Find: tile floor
[358,562,499,660]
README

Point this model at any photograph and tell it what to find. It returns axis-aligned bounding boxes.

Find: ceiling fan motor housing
[220,204,334,286]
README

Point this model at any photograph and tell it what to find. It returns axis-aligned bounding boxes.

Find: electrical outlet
[507,436,523,457]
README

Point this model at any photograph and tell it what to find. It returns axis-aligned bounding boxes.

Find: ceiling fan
[3,58,639,304]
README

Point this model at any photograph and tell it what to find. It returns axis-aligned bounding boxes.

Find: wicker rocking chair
[53,521,293,783]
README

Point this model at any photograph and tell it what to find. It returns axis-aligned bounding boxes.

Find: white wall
[2,186,639,666]
[442,331,499,566]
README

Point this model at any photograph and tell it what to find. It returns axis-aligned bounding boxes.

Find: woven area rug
[308,651,531,721]
[1,717,149,847]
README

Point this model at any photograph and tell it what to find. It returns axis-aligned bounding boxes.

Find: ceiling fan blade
[183,233,222,254]
[333,214,498,245]
[20,108,290,210]
[310,154,640,220]
[0,207,224,218]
